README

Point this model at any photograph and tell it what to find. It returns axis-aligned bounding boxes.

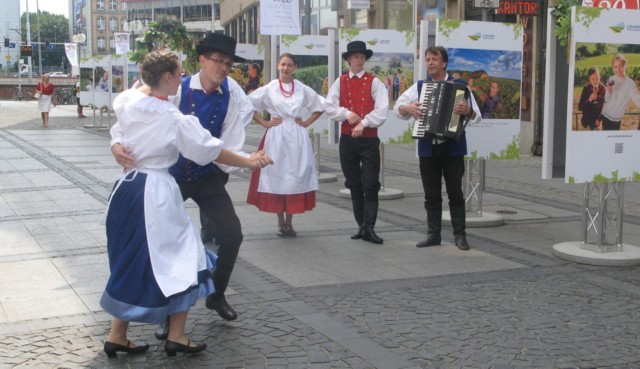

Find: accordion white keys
[412,80,470,141]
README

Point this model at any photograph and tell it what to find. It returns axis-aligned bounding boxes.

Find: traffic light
[4,38,8,47]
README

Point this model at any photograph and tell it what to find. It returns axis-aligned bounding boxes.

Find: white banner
[114,32,131,55]
[565,6,640,183]
[64,43,78,67]
[259,0,301,35]
[436,20,524,160]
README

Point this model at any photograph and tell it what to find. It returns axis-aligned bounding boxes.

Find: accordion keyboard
[411,82,435,139]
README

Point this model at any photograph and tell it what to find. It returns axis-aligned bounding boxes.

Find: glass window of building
[97,0,104,11]
[110,17,117,31]
[184,5,212,22]
[385,0,413,31]
[97,16,105,30]
[214,4,220,20]
[121,1,127,11]
[110,37,115,50]
[97,36,105,50]
[155,7,181,21]
[110,0,117,11]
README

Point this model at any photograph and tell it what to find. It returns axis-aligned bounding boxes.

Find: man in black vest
[394,46,481,250]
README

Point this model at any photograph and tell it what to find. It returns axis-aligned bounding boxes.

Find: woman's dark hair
[140,50,180,88]
[587,66,599,77]
[278,53,297,66]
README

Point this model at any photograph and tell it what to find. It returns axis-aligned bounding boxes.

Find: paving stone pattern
[0,102,639,368]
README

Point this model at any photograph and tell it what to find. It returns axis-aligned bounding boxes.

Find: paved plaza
[0,101,639,368]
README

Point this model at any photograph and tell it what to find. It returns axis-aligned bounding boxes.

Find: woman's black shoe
[104,340,150,358]
[165,339,207,357]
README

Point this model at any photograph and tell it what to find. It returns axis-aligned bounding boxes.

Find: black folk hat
[196,32,247,62]
[342,40,373,61]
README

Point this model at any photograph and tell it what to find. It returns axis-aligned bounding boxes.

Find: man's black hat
[342,41,373,61]
[196,32,246,62]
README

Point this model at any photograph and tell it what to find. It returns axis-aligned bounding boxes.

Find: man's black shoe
[350,226,364,240]
[205,293,237,320]
[362,227,383,244]
[454,235,470,250]
[416,234,441,248]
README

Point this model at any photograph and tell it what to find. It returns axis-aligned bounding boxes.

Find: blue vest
[169,77,230,181]
[416,75,468,158]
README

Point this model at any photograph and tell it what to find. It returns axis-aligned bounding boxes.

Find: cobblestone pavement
[1,101,639,369]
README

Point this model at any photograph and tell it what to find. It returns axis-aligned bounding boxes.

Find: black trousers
[419,141,465,209]
[176,171,242,294]
[339,135,381,202]
[601,115,621,130]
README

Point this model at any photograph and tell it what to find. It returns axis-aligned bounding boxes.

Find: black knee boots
[416,204,442,248]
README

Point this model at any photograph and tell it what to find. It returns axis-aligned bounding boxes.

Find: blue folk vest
[169,77,230,181]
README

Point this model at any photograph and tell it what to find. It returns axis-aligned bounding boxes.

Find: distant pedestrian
[75,81,86,118]
[35,74,55,128]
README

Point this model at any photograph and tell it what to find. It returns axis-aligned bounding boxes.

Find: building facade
[120,0,222,45]
[1,0,22,72]
[70,0,129,57]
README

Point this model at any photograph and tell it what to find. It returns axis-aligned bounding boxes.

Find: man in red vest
[325,41,390,244]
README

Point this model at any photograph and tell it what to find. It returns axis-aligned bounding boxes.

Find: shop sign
[496,0,542,15]
[348,0,370,9]
[583,0,639,9]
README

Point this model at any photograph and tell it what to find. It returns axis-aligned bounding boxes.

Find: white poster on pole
[64,43,79,67]
[338,28,416,143]
[259,0,301,35]
[566,6,640,183]
[114,32,130,55]
[436,20,524,160]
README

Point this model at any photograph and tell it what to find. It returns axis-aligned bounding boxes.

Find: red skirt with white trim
[246,133,316,214]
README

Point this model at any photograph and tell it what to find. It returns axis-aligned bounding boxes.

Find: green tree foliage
[128,18,197,74]
[20,11,69,69]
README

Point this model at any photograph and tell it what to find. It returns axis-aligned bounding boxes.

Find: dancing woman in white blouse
[101,50,272,358]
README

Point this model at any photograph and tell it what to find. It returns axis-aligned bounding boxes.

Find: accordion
[411,80,470,141]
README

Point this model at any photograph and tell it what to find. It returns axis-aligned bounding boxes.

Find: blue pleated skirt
[100,171,216,324]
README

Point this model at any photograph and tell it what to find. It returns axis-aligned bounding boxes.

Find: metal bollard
[380,143,385,190]
[314,132,320,175]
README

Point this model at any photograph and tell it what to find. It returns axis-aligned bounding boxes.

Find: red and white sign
[582,0,639,9]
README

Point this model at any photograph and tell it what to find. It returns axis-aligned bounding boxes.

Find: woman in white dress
[35,74,55,127]
[246,53,325,237]
[101,50,272,358]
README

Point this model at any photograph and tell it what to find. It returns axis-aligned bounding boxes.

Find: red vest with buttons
[339,72,377,138]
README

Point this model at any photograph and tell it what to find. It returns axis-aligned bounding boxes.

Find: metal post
[581,181,625,253]
[314,132,320,175]
[379,143,385,190]
[36,0,43,76]
[463,158,484,216]
[617,182,624,246]
[597,182,607,246]
[580,182,590,244]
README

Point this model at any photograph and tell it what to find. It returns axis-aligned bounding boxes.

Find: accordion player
[411,80,472,141]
